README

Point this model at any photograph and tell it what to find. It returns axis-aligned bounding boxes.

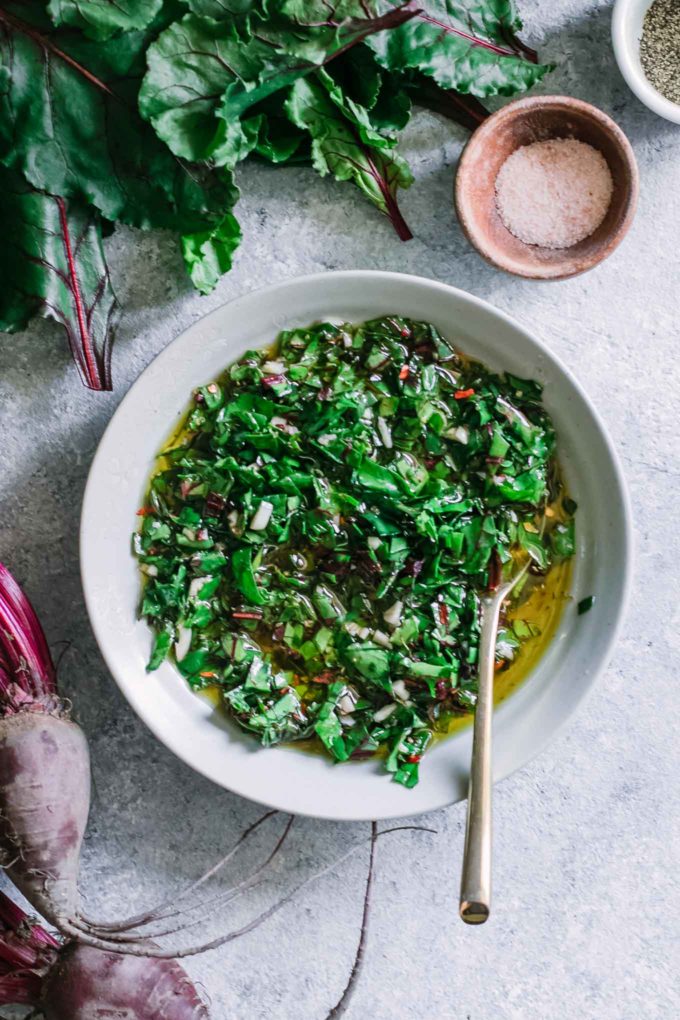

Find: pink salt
[494,138,613,249]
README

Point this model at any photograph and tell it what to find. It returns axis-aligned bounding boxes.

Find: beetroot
[42,945,209,1019]
[0,889,209,1018]
[0,565,91,930]
[0,563,431,972]
[0,564,300,959]
[0,712,91,925]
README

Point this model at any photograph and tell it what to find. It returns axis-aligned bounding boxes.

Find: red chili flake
[136,506,154,517]
[494,660,505,672]
[454,388,475,400]
[311,670,335,685]
[406,754,421,764]
[262,374,286,387]
[438,603,449,627]
[398,365,410,380]
[400,326,412,339]
[232,611,263,620]
[200,670,218,679]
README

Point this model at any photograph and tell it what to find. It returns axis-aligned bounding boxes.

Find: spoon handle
[459,595,501,924]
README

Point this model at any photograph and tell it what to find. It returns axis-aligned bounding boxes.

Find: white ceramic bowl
[81,271,632,821]
[612,0,680,124]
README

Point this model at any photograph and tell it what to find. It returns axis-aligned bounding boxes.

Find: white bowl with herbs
[613,0,680,124]
[81,271,632,821]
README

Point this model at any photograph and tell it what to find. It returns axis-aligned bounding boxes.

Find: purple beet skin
[0,712,91,926]
[42,943,211,1020]
[0,889,211,1018]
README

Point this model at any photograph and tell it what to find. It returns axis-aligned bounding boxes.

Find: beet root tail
[52,825,435,960]
[80,808,281,935]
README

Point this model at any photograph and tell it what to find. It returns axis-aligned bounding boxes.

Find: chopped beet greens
[135,316,575,787]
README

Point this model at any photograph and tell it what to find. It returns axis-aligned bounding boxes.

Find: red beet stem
[0,890,59,1005]
[0,972,44,1006]
[0,891,60,950]
[0,564,57,706]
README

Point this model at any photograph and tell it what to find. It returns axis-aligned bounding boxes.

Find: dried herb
[640,0,680,106]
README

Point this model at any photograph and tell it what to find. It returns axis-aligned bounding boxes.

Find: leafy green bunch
[0,1,551,388]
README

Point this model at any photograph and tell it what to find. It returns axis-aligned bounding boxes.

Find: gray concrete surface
[0,1,678,1017]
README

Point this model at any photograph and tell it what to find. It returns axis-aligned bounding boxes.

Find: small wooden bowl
[455,96,639,280]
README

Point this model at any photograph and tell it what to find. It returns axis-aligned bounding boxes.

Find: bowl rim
[612,0,680,125]
[455,94,640,280]
[80,270,634,821]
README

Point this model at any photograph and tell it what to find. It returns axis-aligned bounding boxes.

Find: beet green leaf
[0,4,238,234]
[0,166,118,390]
[181,173,242,295]
[285,77,413,240]
[138,3,418,167]
[179,0,258,17]
[366,0,553,97]
[0,0,553,388]
[47,0,163,40]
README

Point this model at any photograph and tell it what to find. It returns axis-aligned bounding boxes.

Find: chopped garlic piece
[249,500,274,531]
[174,626,192,662]
[383,600,403,629]
[374,703,397,723]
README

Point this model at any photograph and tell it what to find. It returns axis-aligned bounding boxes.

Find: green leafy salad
[134,316,575,787]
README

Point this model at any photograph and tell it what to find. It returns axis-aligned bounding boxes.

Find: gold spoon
[459,556,531,925]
